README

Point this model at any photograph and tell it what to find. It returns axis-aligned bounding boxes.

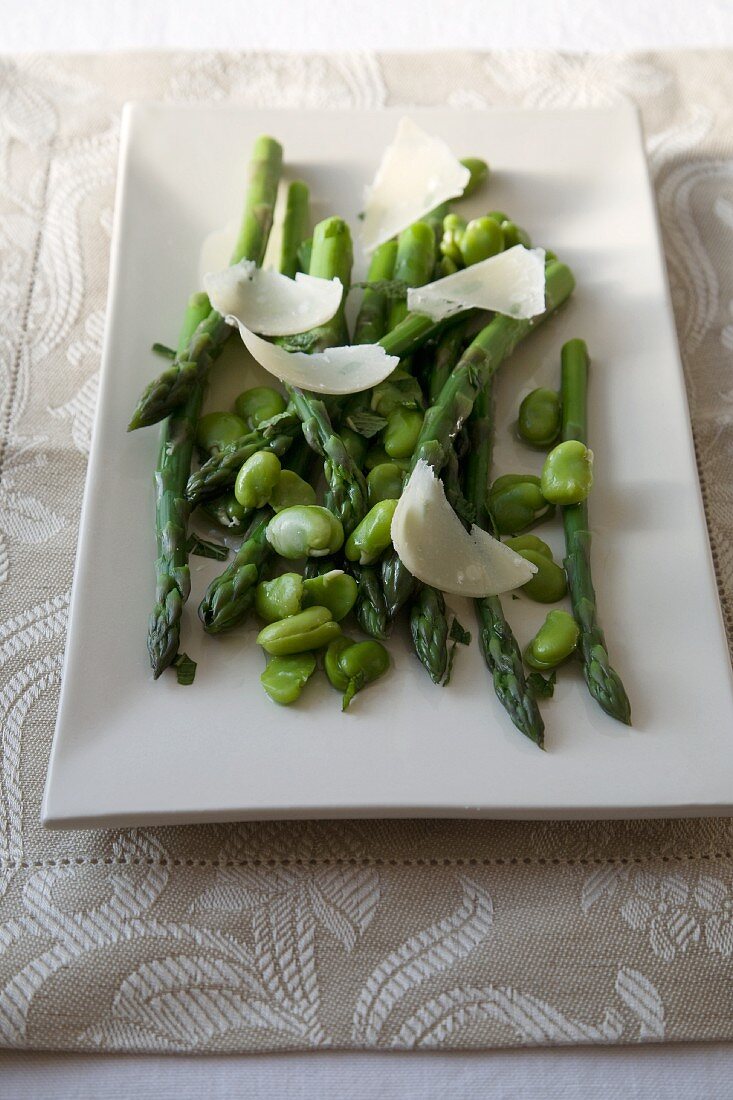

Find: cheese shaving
[205,260,342,337]
[361,117,470,253]
[391,460,537,597]
[407,246,546,322]
[228,324,399,395]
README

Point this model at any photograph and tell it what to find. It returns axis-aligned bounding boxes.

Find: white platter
[42,104,733,828]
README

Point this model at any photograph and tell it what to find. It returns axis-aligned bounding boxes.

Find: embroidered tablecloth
[2,49,733,1052]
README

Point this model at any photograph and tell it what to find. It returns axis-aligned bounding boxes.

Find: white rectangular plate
[43,104,733,828]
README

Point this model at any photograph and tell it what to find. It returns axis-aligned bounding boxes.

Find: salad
[127,119,630,748]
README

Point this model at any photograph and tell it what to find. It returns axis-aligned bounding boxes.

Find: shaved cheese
[407,246,546,322]
[391,460,537,598]
[204,260,342,337]
[361,117,470,253]
[228,324,399,395]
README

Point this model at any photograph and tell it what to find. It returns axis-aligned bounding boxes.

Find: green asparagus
[130,136,283,430]
[279,181,310,279]
[463,379,545,746]
[559,339,631,724]
[147,292,212,677]
[409,585,449,685]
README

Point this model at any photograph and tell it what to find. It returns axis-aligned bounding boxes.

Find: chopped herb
[449,617,472,646]
[276,330,321,353]
[346,410,388,439]
[151,342,176,359]
[527,670,556,699]
[351,278,408,300]
[172,652,197,685]
[186,535,229,561]
[443,615,472,686]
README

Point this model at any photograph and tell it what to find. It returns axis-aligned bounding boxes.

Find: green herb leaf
[527,670,556,699]
[152,342,176,359]
[277,331,322,353]
[449,617,472,646]
[186,535,229,561]
[445,484,477,528]
[346,410,388,439]
[351,278,408,301]
[443,616,472,686]
[172,652,197,686]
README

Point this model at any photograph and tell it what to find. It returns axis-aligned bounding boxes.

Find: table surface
[4,0,733,1096]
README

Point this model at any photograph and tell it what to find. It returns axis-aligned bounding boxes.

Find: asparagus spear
[560,339,631,724]
[412,261,576,477]
[129,136,283,431]
[387,222,436,332]
[353,240,398,346]
[147,292,212,677]
[279,181,310,279]
[351,563,389,639]
[285,217,369,535]
[410,585,449,685]
[146,138,282,676]
[463,380,545,746]
[381,321,469,624]
[428,320,470,405]
[198,510,270,634]
[380,548,415,619]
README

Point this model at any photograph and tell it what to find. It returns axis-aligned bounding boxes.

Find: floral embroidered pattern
[1,49,733,1053]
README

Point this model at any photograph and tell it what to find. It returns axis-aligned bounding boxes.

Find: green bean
[234,450,282,508]
[345,499,398,566]
[440,213,467,265]
[324,635,355,691]
[459,157,489,197]
[384,407,424,461]
[234,386,287,430]
[524,610,579,671]
[437,256,459,278]
[200,491,251,531]
[254,572,304,623]
[257,605,341,656]
[505,534,554,559]
[196,412,249,453]
[459,217,504,266]
[302,570,358,621]
[261,653,317,705]
[269,470,317,512]
[516,549,567,603]
[367,463,403,507]
[338,639,390,710]
[501,221,532,248]
[541,439,594,505]
[517,388,561,448]
[266,505,344,559]
[489,474,554,535]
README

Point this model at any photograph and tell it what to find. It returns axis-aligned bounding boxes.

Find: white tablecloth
[3,1,733,1095]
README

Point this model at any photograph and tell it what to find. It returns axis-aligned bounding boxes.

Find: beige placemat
[2,49,733,1052]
